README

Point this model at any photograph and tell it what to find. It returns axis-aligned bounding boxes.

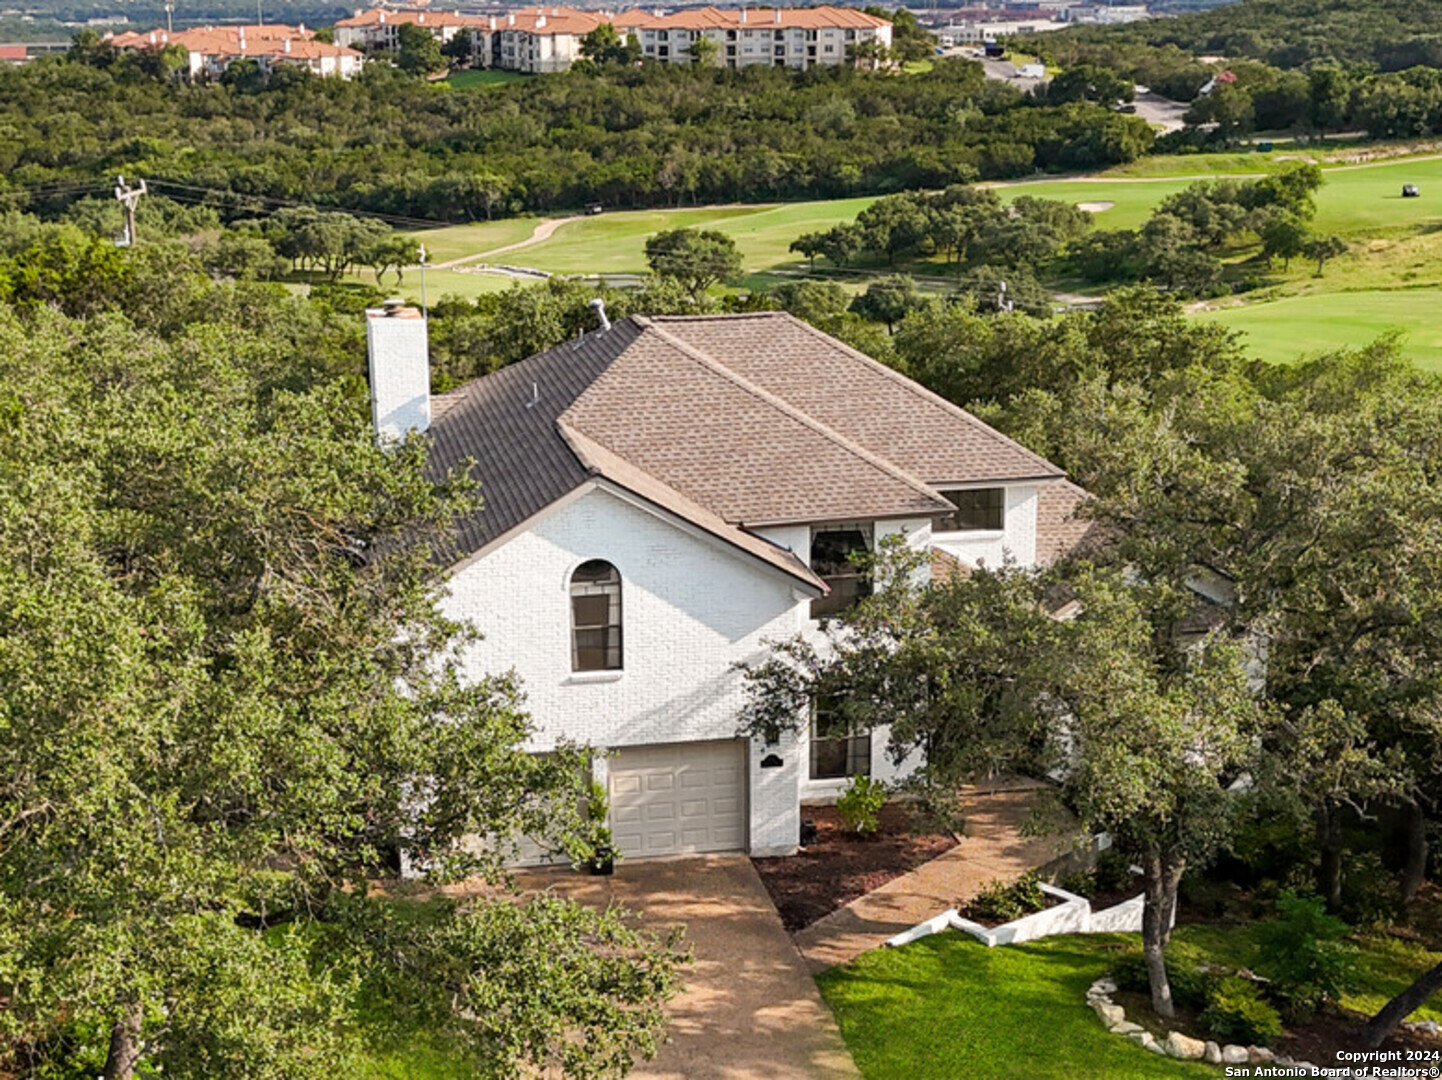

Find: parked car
[585,202,605,215]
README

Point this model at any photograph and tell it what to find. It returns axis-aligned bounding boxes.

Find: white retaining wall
[886,885,1161,950]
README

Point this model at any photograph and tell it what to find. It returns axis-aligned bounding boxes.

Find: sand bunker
[1077,200,1115,212]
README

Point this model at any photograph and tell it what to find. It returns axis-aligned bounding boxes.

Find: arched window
[570,560,622,672]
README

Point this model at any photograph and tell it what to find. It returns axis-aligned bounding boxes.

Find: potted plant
[584,780,618,877]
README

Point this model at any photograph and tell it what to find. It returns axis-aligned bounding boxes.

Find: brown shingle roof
[426,312,1080,581]
[1034,479,1105,566]
[653,313,1064,487]
[561,317,953,527]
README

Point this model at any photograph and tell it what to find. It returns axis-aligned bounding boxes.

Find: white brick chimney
[366,299,431,444]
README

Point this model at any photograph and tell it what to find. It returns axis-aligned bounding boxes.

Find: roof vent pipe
[588,297,611,332]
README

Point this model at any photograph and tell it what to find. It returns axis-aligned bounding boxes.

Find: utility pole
[164,0,174,33]
[113,175,147,248]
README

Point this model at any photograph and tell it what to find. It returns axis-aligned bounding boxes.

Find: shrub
[1254,891,1358,1014]
[1200,978,1284,1046]
[968,871,1049,924]
[1111,941,1216,1010]
[836,775,887,836]
[1054,867,1095,896]
[1340,850,1400,927]
[1094,849,1138,894]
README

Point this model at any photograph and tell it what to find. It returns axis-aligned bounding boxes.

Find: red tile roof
[615,5,891,31]
[109,24,360,61]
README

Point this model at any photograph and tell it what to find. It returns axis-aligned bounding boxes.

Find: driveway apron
[514,854,861,1080]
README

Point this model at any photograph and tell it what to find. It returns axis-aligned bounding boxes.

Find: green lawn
[405,198,878,277]
[818,934,1214,1080]
[1199,288,1442,371]
[410,218,547,265]
[445,68,526,89]
[392,147,1442,370]
[818,926,1442,1080]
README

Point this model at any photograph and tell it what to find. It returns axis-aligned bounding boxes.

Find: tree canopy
[0,245,684,1079]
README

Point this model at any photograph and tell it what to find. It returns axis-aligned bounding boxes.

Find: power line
[145,178,456,229]
[0,176,457,231]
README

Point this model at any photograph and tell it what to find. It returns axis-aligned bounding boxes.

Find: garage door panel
[609,740,747,858]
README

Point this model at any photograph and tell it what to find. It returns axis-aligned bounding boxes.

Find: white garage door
[610,740,747,857]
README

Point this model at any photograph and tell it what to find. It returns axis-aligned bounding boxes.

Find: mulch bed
[751,804,957,932]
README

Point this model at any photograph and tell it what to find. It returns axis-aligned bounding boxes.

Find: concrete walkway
[515,855,861,1080]
[793,784,1076,974]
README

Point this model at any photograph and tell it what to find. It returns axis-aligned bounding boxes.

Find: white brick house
[369,307,1090,860]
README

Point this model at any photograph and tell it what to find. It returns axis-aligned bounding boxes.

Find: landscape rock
[1146,1037,1168,1055]
[1093,978,1118,995]
[1222,1045,1249,1064]
[1110,1021,1144,1036]
[1404,1020,1442,1036]
[1203,1042,1222,1065]
[1248,1046,1275,1064]
[1095,1003,1126,1027]
[1163,1032,1206,1060]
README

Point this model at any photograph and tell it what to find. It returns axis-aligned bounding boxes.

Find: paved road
[1132,89,1189,134]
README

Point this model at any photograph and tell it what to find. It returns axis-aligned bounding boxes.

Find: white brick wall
[443,487,1045,856]
[442,484,811,853]
[933,484,1038,570]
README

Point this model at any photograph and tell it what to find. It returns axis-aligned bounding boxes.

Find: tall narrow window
[571,560,622,672]
[809,697,871,781]
[810,527,872,619]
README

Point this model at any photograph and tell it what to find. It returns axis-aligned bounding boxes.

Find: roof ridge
[774,311,1065,480]
[636,320,952,517]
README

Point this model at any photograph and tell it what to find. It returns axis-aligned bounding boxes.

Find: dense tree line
[1048,0,1442,73]
[0,49,1154,226]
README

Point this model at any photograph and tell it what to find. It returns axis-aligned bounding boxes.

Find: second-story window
[810,527,872,619]
[938,488,1005,531]
[571,559,622,671]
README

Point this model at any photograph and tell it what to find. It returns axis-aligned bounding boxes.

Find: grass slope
[818,927,1442,1080]
[1200,288,1442,370]
[445,69,527,89]
[818,934,1213,1080]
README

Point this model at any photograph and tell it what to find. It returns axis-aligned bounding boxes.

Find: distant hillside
[1054,0,1442,70]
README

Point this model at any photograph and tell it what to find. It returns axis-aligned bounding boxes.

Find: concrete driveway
[515,855,860,1080]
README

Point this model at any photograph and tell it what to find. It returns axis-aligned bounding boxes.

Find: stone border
[1085,974,1320,1071]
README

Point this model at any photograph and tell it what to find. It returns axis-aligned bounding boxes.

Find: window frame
[570,559,623,673]
[808,700,871,781]
[809,525,873,619]
[935,487,1006,533]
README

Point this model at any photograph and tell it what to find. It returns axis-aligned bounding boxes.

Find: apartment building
[334,5,891,74]
[333,8,492,52]
[107,24,364,79]
[614,5,893,70]
[336,6,605,73]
